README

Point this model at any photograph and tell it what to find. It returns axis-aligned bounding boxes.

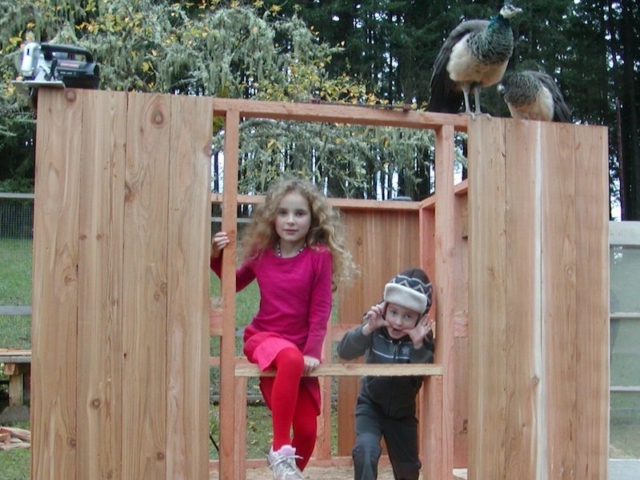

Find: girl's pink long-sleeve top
[210,246,333,360]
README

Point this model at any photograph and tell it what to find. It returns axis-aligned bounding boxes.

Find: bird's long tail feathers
[427,89,465,113]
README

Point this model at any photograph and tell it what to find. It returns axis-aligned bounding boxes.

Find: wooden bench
[0,349,31,407]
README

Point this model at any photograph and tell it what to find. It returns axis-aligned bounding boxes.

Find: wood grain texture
[541,122,578,479]
[452,192,469,468]
[574,125,609,479]
[467,118,609,480]
[316,335,333,460]
[212,98,468,131]
[219,109,240,480]
[433,124,456,480]
[235,363,443,377]
[234,377,248,479]
[467,117,508,479]
[165,94,213,480]
[32,89,83,480]
[76,90,126,480]
[423,374,443,480]
[121,92,171,479]
[504,120,541,479]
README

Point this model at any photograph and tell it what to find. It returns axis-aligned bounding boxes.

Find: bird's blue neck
[490,15,510,28]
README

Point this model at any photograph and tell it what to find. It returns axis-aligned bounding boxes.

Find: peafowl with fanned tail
[428,3,522,116]
[497,70,572,122]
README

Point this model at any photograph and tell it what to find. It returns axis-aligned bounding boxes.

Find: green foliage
[0,0,440,201]
[213,119,436,199]
[2,0,634,208]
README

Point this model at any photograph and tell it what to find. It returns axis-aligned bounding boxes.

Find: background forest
[0,0,638,218]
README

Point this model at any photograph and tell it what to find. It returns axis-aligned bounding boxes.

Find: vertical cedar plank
[419,206,437,465]
[452,337,468,467]
[166,95,213,479]
[336,211,364,456]
[427,124,456,480]
[419,207,436,285]
[219,108,240,479]
[121,92,170,479]
[452,192,469,467]
[234,377,248,478]
[315,336,332,459]
[467,117,508,479]
[503,120,540,478]
[31,89,82,480]
[574,125,609,479]
[541,122,578,479]
[424,374,443,471]
[76,91,126,479]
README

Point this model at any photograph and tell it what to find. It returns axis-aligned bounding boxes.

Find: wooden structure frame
[31,89,609,480]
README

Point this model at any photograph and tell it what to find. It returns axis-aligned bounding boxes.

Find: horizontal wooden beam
[212,98,468,131]
[210,193,424,210]
[235,362,443,377]
[0,350,32,363]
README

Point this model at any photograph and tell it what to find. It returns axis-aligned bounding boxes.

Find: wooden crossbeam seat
[0,349,31,408]
[235,362,443,377]
[208,307,444,474]
[210,308,443,377]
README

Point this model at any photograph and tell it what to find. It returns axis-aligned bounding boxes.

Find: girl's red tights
[270,347,318,470]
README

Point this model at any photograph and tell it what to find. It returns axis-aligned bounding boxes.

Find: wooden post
[218,107,241,479]
[4,363,26,407]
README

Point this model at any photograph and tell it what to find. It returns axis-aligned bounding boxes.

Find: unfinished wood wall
[31,89,609,480]
[467,120,609,479]
[31,89,212,479]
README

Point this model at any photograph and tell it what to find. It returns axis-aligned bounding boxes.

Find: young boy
[337,268,434,480]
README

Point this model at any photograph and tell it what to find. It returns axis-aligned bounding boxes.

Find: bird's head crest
[499,3,523,19]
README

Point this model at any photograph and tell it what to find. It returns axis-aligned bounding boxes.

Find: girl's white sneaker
[267,445,304,480]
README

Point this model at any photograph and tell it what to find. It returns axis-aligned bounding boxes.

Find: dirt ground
[209,464,468,479]
[210,464,396,479]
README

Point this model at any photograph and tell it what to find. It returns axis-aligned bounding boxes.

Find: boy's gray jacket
[337,324,435,419]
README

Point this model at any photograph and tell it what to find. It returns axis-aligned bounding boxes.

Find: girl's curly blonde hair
[240,177,357,290]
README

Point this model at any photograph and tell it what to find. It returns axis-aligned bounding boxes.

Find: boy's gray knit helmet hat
[383,268,433,314]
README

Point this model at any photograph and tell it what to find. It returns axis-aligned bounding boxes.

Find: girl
[210,177,356,480]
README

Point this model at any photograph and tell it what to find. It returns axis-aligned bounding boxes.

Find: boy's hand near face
[408,316,433,348]
[361,302,387,336]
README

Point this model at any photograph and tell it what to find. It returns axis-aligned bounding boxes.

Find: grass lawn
[0,443,30,480]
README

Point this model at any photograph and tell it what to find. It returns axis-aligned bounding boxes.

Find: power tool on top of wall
[12,42,100,96]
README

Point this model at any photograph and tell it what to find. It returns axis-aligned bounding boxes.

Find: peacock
[428,3,522,116]
[497,70,572,122]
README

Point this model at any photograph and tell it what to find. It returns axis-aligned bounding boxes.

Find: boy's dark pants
[351,395,421,480]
